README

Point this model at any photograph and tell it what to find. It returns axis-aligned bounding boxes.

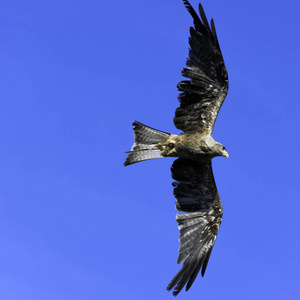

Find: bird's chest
[175,133,213,159]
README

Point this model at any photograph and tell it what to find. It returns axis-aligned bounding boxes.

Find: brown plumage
[124,1,229,296]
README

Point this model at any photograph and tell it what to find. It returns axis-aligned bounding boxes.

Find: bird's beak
[224,151,229,158]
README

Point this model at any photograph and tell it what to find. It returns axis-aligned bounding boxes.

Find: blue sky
[0,0,299,299]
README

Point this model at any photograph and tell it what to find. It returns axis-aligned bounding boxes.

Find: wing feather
[198,3,210,30]
[166,158,223,296]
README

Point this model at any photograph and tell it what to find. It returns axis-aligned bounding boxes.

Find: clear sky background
[0,0,299,299]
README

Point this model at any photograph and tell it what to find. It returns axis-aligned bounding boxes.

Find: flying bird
[124,1,229,296]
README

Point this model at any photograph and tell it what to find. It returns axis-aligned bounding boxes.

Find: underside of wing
[167,158,223,296]
[173,1,229,134]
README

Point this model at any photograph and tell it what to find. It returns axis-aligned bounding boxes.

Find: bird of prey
[124,1,229,296]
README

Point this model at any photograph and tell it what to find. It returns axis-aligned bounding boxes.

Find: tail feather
[124,121,170,166]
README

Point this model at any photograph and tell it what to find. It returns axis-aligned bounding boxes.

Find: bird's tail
[124,121,170,166]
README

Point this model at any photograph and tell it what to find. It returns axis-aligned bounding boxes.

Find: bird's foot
[156,137,177,157]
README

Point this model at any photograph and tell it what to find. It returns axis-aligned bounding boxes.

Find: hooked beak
[223,151,229,158]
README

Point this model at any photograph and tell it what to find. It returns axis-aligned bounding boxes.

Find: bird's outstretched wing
[167,158,223,296]
[173,1,228,135]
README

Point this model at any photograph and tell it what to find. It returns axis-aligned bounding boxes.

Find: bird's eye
[222,146,226,151]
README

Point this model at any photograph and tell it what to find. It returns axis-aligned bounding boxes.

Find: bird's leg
[155,135,178,157]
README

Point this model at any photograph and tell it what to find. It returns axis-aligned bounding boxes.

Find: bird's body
[124,1,229,296]
[155,132,228,161]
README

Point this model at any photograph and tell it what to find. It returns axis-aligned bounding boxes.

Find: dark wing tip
[182,0,194,16]
[201,246,213,277]
[183,0,192,10]
[210,18,221,51]
[183,1,212,35]
[183,0,204,31]
[198,3,210,30]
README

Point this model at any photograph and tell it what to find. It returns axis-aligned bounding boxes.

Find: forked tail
[124,121,170,166]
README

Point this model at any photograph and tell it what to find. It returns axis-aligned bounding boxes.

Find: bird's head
[215,143,229,158]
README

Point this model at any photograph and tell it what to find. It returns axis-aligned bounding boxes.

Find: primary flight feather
[124,1,229,296]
